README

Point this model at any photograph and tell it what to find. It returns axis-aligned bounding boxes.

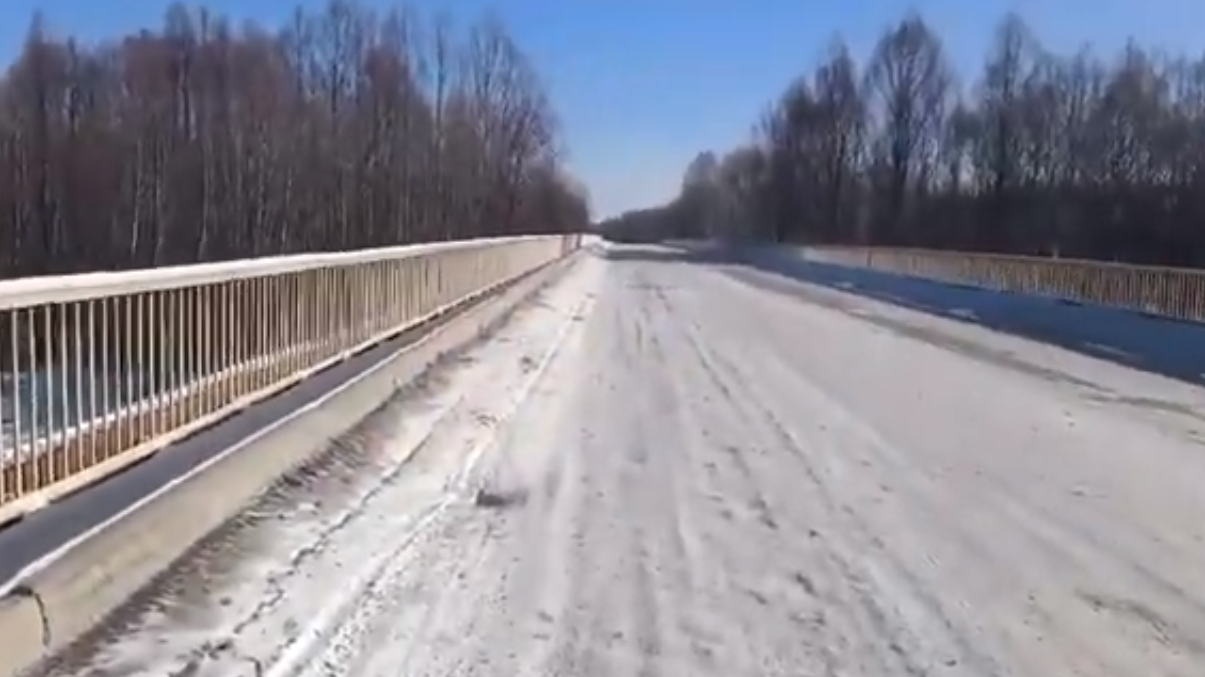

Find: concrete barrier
[0,251,581,677]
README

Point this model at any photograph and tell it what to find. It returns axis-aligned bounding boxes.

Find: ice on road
[46,245,1205,676]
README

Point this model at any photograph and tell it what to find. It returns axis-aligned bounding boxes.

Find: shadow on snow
[599,240,1205,388]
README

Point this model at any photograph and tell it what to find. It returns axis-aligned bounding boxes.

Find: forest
[600,13,1205,268]
[0,1,589,280]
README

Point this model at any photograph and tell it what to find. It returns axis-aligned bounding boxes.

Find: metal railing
[0,233,582,524]
[801,246,1205,324]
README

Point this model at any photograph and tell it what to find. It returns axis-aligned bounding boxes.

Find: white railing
[0,233,582,524]
[800,245,1205,321]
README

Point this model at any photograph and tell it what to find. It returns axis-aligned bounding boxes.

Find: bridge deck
[25,245,1205,676]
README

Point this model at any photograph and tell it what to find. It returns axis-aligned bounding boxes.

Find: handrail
[799,244,1205,324]
[0,235,556,311]
[0,233,583,524]
[815,245,1202,276]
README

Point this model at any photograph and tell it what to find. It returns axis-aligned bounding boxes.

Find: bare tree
[0,0,589,281]
[864,14,952,243]
[601,9,1205,269]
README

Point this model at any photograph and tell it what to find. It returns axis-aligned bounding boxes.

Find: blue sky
[1,1,1203,219]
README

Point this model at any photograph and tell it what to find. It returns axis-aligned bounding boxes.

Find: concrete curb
[0,252,580,677]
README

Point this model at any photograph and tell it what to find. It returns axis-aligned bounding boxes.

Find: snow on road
[38,245,1205,676]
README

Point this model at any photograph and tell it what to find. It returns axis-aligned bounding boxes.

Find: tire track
[702,257,1205,676]
[654,274,992,677]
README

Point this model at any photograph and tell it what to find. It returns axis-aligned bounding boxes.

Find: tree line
[601,12,1205,268]
[0,1,589,281]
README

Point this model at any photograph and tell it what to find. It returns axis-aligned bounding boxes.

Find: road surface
[37,244,1205,677]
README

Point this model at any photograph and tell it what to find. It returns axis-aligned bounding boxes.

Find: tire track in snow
[281,260,604,677]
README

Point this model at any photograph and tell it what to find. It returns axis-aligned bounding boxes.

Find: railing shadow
[718,245,1205,387]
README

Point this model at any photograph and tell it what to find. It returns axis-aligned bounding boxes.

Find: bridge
[2,236,1205,676]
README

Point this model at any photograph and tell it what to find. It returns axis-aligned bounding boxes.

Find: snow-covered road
[39,244,1205,676]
